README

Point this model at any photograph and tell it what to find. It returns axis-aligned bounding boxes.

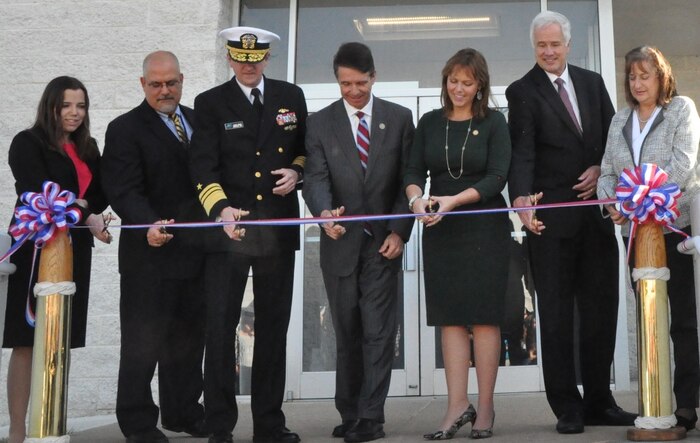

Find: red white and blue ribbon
[8,181,81,247]
[615,163,688,261]
[1,181,82,326]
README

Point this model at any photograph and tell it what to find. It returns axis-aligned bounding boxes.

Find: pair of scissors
[529,194,538,225]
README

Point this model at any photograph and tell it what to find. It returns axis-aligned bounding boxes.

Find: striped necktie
[355,111,373,236]
[169,112,188,144]
[356,111,370,170]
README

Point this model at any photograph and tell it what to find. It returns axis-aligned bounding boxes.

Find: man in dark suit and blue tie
[506,11,636,434]
[188,27,306,443]
[303,42,415,443]
[102,51,207,443]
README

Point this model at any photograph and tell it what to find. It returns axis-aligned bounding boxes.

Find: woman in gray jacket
[598,45,700,430]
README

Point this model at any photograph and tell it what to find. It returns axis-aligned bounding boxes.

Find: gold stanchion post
[628,223,685,441]
[26,229,73,442]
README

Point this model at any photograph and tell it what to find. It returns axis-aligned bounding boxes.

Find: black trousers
[203,251,295,436]
[528,214,619,418]
[116,273,205,436]
[629,227,700,409]
[322,235,399,423]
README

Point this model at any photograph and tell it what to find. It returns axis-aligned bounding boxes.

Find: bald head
[140,51,184,114]
[143,51,181,77]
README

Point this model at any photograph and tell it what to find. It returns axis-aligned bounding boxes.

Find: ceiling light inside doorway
[353,14,500,40]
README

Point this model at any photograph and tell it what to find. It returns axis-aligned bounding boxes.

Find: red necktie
[356,111,370,170]
[355,111,373,236]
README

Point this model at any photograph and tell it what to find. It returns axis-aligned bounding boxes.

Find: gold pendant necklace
[445,118,472,180]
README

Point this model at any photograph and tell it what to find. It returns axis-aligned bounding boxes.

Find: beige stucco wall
[0,0,232,425]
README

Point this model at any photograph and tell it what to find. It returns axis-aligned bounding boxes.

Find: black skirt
[422,196,510,326]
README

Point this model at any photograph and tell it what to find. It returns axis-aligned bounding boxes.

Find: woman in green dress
[405,48,511,440]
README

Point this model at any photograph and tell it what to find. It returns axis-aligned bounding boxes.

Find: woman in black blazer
[3,76,111,443]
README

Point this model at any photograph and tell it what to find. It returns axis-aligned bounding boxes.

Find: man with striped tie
[303,42,415,443]
[102,51,207,443]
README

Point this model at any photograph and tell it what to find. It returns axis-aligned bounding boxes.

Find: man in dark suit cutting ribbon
[102,50,207,443]
[506,10,636,434]
[303,42,414,443]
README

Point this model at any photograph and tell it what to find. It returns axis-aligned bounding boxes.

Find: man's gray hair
[530,10,571,47]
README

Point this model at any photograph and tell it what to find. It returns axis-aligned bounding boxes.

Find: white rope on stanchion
[635,415,678,430]
[631,267,670,281]
[25,436,71,443]
[33,282,76,297]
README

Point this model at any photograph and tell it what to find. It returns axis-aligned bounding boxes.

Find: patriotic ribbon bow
[1,181,82,327]
[615,163,687,261]
[1,181,82,264]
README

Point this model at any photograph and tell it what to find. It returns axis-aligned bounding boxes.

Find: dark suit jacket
[189,76,307,256]
[102,100,204,278]
[5,128,108,347]
[303,97,415,276]
[8,128,107,249]
[506,63,615,237]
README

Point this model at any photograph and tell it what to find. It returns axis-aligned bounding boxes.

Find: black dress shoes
[344,418,385,443]
[208,432,234,443]
[556,411,584,434]
[584,405,637,426]
[675,409,698,431]
[333,420,358,438]
[126,428,169,443]
[162,418,208,437]
[253,427,301,443]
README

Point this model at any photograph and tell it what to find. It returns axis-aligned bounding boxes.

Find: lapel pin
[379,123,386,130]
[472,129,479,136]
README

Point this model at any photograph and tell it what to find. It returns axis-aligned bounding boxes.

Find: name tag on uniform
[224,121,244,130]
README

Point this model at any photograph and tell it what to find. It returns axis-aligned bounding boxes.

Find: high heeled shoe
[470,411,495,439]
[423,404,477,440]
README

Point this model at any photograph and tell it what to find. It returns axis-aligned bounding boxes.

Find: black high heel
[423,404,477,440]
[470,411,495,439]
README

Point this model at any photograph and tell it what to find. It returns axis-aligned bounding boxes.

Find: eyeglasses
[146,80,181,90]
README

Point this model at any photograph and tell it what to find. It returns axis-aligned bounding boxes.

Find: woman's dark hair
[32,76,97,159]
[624,46,677,107]
[441,48,491,119]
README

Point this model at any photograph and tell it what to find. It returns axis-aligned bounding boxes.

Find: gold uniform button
[255,172,262,178]
[278,147,284,153]
[256,151,261,156]
[256,194,263,201]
